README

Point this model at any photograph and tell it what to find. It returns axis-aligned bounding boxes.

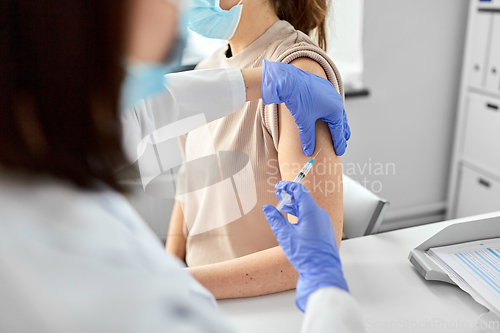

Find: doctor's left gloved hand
[261,59,350,157]
[263,181,349,312]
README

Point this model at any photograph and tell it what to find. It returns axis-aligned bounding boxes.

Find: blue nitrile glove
[261,59,351,156]
[262,181,349,312]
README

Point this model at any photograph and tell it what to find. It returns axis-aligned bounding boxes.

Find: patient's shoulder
[288,57,328,80]
[270,28,342,95]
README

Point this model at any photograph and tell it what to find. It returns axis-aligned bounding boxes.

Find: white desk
[218,212,500,333]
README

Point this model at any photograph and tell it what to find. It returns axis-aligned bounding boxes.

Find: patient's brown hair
[269,0,329,50]
[0,0,127,191]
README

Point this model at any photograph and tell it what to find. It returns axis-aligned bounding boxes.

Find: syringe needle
[312,148,322,160]
[276,147,323,212]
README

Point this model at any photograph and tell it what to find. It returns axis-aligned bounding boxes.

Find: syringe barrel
[293,172,305,183]
[276,192,291,211]
[302,162,313,175]
[276,160,315,211]
[293,162,313,183]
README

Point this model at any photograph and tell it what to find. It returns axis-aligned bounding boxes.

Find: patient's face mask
[185,0,243,40]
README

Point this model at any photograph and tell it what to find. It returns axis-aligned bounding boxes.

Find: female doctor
[0,0,364,332]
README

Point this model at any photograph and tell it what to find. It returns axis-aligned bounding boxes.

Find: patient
[166,0,345,299]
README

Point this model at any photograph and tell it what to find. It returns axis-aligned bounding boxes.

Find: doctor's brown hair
[0,0,127,191]
[269,0,329,50]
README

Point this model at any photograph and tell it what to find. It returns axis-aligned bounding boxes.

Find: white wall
[340,0,469,231]
[327,0,365,89]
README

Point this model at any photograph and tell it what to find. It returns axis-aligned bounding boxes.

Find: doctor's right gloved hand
[261,59,350,157]
[262,181,349,312]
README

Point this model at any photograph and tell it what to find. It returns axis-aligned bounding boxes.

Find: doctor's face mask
[185,0,243,40]
[120,0,187,111]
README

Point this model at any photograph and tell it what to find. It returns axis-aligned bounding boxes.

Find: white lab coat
[0,169,364,332]
[0,68,365,333]
[120,67,247,163]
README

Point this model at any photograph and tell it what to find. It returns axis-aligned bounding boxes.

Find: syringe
[276,148,322,212]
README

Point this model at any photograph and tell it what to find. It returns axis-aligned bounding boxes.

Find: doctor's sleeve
[301,287,366,333]
[120,68,246,163]
[165,67,246,122]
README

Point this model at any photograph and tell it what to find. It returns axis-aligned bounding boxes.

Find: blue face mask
[185,0,243,40]
[120,26,187,111]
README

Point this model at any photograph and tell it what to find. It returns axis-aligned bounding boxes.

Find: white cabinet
[486,14,500,91]
[469,12,492,88]
[468,8,500,92]
[462,93,500,173]
[456,166,500,218]
[447,1,500,219]
[476,0,500,9]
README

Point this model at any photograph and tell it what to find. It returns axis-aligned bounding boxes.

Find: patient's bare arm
[277,57,344,247]
[166,201,186,262]
[240,68,263,102]
[188,246,298,299]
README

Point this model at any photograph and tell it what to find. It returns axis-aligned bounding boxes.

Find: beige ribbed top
[177,20,343,267]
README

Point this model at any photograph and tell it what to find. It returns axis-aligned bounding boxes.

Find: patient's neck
[228,3,279,55]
